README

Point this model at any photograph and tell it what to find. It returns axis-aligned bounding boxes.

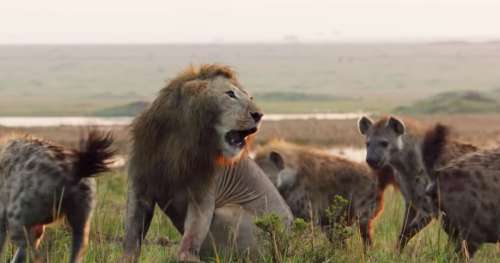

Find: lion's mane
[129,64,242,198]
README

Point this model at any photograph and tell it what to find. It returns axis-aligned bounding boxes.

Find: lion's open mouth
[225,128,258,148]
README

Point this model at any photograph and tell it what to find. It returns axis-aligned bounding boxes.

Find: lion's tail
[73,130,115,179]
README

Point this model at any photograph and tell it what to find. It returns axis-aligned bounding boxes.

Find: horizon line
[2,40,500,46]
[2,36,500,46]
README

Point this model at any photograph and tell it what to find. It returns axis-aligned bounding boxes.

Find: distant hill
[92,92,344,117]
[94,101,149,117]
[93,90,500,116]
[395,90,500,114]
[3,43,500,116]
[254,92,339,101]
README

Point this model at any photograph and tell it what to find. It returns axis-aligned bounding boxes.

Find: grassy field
[1,42,500,261]
[0,115,499,262]
[0,170,498,263]
[2,42,500,115]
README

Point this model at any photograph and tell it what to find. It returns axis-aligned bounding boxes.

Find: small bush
[324,195,354,248]
[254,195,354,263]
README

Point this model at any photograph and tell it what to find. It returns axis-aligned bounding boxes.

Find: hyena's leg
[461,240,481,260]
[122,185,155,263]
[441,217,464,255]
[31,225,45,248]
[0,209,6,256]
[66,200,94,263]
[448,236,481,261]
[398,205,432,252]
[397,204,417,251]
[359,219,373,250]
[444,219,481,260]
[9,224,42,263]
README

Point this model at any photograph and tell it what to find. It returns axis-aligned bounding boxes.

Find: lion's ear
[269,151,285,170]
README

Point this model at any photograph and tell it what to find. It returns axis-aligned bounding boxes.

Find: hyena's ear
[269,151,285,170]
[388,116,406,135]
[358,116,374,135]
[277,169,297,190]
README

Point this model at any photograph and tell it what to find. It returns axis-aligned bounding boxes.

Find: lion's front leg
[178,188,215,262]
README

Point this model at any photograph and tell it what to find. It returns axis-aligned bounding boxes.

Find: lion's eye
[225,90,237,99]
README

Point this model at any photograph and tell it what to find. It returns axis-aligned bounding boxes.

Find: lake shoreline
[0,113,367,127]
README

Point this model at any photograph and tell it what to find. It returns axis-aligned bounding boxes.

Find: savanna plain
[0,43,500,262]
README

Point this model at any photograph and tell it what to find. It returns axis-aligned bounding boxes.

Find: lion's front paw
[177,251,202,262]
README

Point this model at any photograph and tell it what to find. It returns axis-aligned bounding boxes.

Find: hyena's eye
[225,90,237,99]
[380,141,389,148]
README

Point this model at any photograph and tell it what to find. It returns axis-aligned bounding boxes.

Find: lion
[122,64,293,262]
[254,140,395,249]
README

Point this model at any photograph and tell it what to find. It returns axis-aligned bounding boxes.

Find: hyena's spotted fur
[358,116,478,251]
[0,131,114,263]
[421,126,500,258]
[254,140,396,249]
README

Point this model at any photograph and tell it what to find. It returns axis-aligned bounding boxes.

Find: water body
[328,147,366,163]
[0,113,366,127]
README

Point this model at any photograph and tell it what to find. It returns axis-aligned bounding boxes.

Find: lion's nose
[251,112,263,123]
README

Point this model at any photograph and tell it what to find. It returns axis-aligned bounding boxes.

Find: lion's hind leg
[201,205,258,261]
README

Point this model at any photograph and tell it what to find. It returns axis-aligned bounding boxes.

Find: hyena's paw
[177,251,203,263]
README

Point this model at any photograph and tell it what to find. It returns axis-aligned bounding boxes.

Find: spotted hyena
[358,116,477,251]
[0,130,115,263]
[419,126,500,258]
[254,140,395,249]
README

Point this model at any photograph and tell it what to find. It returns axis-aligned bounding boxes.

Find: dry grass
[2,114,500,155]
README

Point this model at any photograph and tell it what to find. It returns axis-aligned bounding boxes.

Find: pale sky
[2,0,500,44]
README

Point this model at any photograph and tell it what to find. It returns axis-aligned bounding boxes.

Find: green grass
[94,101,149,117]
[0,170,498,262]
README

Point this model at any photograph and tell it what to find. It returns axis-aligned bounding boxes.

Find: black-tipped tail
[422,124,450,174]
[73,130,115,179]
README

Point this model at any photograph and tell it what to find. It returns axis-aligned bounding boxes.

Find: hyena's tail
[422,124,450,175]
[73,129,115,179]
